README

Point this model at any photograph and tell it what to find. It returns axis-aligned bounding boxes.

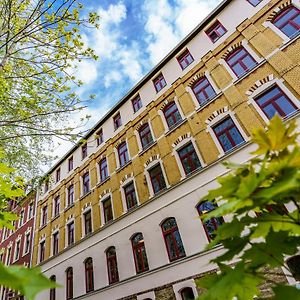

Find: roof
[45,0,231,176]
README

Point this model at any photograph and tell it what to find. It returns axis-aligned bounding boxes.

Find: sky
[52,0,222,158]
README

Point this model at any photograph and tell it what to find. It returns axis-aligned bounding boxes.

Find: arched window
[180,287,195,300]
[161,218,186,261]
[225,47,257,78]
[286,255,300,281]
[49,275,56,300]
[84,257,94,293]
[106,246,119,284]
[197,201,224,241]
[66,267,73,300]
[273,6,300,38]
[131,233,149,273]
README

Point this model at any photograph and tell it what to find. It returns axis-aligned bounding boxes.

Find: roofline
[45,0,231,176]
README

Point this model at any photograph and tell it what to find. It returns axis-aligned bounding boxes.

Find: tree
[0,153,56,300]
[196,116,300,299]
[0,0,99,178]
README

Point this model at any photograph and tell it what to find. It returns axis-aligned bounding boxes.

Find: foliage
[0,152,56,299]
[196,115,300,300]
[0,0,99,178]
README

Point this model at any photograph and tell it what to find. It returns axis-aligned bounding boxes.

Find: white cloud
[104,70,122,88]
[75,60,98,84]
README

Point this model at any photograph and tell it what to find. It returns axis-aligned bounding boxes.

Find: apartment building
[32,0,300,299]
[0,192,36,300]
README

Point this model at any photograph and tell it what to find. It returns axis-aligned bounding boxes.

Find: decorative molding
[221,42,243,59]
[66,214,74,222]
[144,154,160,167]
[187,72,206,87]
[39,234,46,242]
[266,1,292,22]
[135,119,148,131]
[246,74,275,95]
[82,202,92,211]
[100,189,111,199]
[172,133,191,148]
[115,138,126,147]
[120,173,134,185]
[159,99,173,111]
[51,225,59,232]
[205,106,229,124]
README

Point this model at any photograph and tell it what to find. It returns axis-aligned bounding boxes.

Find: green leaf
[270,285,300,300]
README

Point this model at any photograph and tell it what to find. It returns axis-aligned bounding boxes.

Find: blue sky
[53,0,222,157]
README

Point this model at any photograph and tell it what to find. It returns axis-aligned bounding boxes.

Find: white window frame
[97,156,110,184]
[5,244,12,265]
[38,238,46,263]
[52,195,61,219]
[144,159,170,198]
[263,0,300,45]
[137,291,156,300]
[134,120,156,153]
[40,205,48,227]
[158,97,185,133]
[81,206,93,238]
[65,218,75,248]
[206,110,249,158]
[219,40,263,82]
[99,193,114,226]
[247,78,300,124]
[51,229,59,257]
[120,177,140,213]
[13,237,21,262]
[172,136,206,180]
[19,209,25,227]
[114,140,131,170]
[172,279,198,300]
[186,71,221,110]
[80,170,91,198]
[28,202,34,220]
[23,229,31,256]
[65,183,75,208]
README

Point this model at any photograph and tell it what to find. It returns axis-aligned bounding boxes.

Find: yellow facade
[32,0,300,267]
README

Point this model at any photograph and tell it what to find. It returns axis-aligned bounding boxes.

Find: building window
[118,142,129,167]
[24,232,31,254]
[44,179,49,193]
[14,240,21,261]
[67,221,74,246]
[149,164,167,195]
[53,196,60,217]
[28,202,34,219]
[273,6,300,38]
[124,181,138,210]
[103,197,113,223]
[131,233,149,273]
[99,158,109,182]
[81,143,88,160]
[153,73,167,93]
[106,247,119,284]
[68,156,73,172]
[19,210,25,226]
[55,168,60,183]
[84,210,92,236]
[161,217,186,261]
[139,123,154,150]
[247,0,262,6]
[66,267,73,300]
[39,240,45,262]
[67,184,74,207]
[197,201,224,241]
[49,275,56,300]
[226,47,257,78]
[212,117,245,152]
[82,172,90,196]
[205,20,227,43]
[113,113,122,130]
[163,102,182,129]
[132,95,143,113]
[41,206,47,227]
[286,255,300,281]
[52,231,59,256]
[192,77,216,106]
[180,287,195,300]
[254,85,297,119]
[96,129,103,146]
[177,49,194,70]
[84,258,94,293]
[178,142,202,175]
[6,247,12,265]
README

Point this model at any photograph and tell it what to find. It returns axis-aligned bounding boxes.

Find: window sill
[180,166,203,180]
[279,30,300,51]
[97,176,110,187]
[165,118,187,136]
[196,92,223,112]
[64,203,75,212]
[138,141,157,156]
[51,214,60,222]
[116,160,132,173]
[80,191,92,200]
[39,224,47,231]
